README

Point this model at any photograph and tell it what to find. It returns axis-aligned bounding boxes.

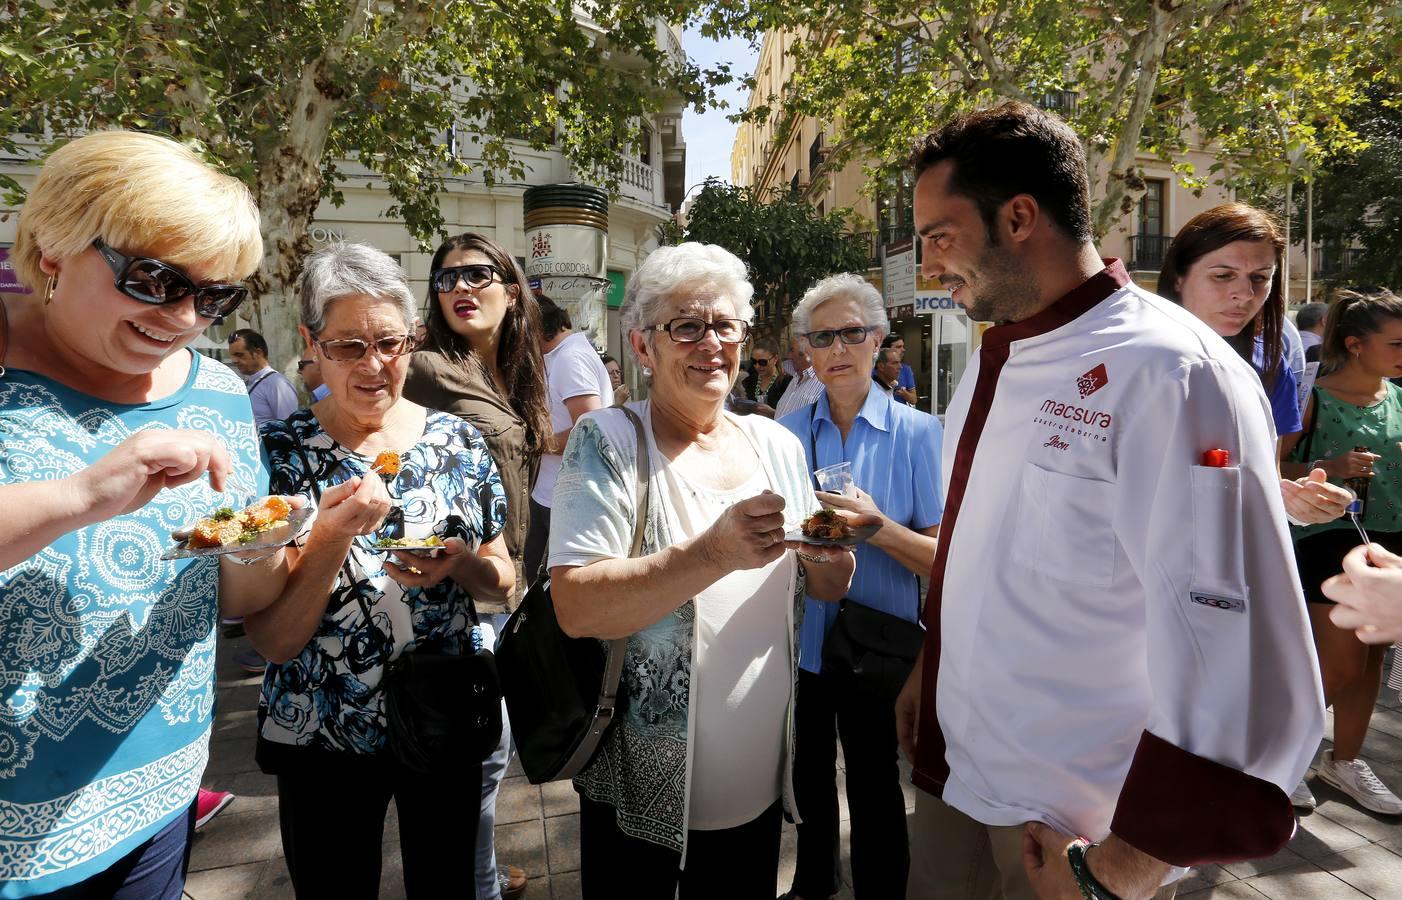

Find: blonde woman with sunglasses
[228,243,515,897]
[0,130,265,898]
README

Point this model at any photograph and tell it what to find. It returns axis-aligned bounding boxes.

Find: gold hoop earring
[44,276,55,306]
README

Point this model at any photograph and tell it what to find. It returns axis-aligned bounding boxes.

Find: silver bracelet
[224,547,285,567]
[796,550,830,564]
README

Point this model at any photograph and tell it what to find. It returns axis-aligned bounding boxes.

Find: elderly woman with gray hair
[550,242,854,898]
[235,243,514,897]
[778,273,943,900]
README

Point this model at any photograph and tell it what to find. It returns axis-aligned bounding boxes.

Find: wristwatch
[1066,840,1124,900]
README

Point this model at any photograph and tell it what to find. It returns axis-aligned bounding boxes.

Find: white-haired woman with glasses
[778,273,944,900]
[549,242,854,898]
[231,243,515,897]
[0,130,265,898]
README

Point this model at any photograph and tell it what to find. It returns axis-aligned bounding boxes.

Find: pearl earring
[642,367,652,377]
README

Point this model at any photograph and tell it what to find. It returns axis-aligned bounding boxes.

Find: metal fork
[1349,510,1372,548]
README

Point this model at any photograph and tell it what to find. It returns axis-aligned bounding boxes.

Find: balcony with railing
[852,231,880,270]
[880,220,912,248]
[614,153,659,206]
[1130,234,1172,272]
[1038,90,1080,115]
[808,135,826,178]
[1315,246,1367,276]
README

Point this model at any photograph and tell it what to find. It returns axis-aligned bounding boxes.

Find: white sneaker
[1290,777,1317,811]
[1317,750,1402,815]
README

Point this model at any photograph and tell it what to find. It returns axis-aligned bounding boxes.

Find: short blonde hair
[12,130,262,291]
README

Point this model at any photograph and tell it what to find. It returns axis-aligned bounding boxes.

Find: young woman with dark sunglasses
[739,336,791,418]
[0,130,267,898]
[402,232,550,900]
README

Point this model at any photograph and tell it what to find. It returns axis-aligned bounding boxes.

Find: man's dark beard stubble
[963,235,1043,325]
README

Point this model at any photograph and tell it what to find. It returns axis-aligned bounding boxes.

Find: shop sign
[915,293,958,314]
[882,237,915,309]
[525,224,607,279]
[0,246,30,294]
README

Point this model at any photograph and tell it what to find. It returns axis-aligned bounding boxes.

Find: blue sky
[682,28,761,191]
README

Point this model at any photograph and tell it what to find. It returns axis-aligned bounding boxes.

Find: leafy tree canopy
[0,0,728,360]
[693,0,1397,238]
[1297,83,1402,291]
[680,177,872,323]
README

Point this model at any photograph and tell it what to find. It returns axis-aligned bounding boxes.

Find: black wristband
[1067,839,1124,900]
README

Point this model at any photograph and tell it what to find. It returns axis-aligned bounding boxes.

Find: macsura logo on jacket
[1039,398,1113,429]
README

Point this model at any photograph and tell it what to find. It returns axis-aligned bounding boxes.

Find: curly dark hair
[421,233,551,455]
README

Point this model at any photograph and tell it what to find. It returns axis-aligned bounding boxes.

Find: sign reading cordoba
[524,224,607,280]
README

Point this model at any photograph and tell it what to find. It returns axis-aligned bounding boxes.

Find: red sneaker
[195,788,235,830]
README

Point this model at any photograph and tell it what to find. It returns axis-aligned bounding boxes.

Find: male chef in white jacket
[897,102,1325,900]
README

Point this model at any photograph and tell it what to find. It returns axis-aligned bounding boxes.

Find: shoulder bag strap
[597,406,650,699]
[246,370,275,395]
[1298,387,1321,465]
[0,298,9,378]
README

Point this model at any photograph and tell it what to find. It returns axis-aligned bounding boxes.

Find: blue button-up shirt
[779,386,945,673]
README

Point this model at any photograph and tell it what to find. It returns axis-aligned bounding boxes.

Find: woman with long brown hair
[403,232,550,899]
[1159,203,1350,528]
[1158,203,1296,436]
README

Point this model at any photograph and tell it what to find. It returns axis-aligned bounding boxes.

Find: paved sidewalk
[186,637,1402,899]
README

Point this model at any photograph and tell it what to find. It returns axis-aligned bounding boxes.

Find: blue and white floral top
[255,409,505,764]
[0,352,262,898]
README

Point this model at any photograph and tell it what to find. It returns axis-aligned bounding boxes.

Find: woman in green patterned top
[1282,288,1402,816]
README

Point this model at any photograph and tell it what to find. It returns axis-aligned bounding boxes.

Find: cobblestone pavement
[186,637,1402,899]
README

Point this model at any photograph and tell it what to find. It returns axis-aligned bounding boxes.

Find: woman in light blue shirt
[779,273,944,900]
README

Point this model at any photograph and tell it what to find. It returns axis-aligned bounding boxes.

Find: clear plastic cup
[814,461,855,496]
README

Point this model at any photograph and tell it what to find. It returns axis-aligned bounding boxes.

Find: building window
[808,133,824,176]
[790,171,801,194]
[1131,179,1170,271]
[1037,90,1080,115]
[1138,179,1165,238]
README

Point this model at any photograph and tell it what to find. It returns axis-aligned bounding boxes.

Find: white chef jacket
[912,260,1324,868]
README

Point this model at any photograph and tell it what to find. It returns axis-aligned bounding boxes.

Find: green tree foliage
[682,177,872,322]
[0,0,717,361]
[1298,84,1402,291]
[695,0,1393,238]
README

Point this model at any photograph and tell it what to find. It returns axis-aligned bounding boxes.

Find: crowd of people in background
[3,101,1402,900]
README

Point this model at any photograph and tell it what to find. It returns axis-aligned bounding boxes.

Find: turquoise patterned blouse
[0,352,263,897]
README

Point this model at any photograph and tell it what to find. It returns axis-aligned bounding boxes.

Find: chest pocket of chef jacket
[1186,464,1248,596]
[1011,464,1118,587]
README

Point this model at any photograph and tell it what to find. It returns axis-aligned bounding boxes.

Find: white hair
[791,272,889,339]
[622,242,756,336]
[300,242,417,335]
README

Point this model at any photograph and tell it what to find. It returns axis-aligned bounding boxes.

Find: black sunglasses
[93,238,247,323]
[431,264,504,294]
[803,326,874,349]
[297,359,316,371]
[645,317,750,344]
[751,357,772,366]
[315,334,419,362]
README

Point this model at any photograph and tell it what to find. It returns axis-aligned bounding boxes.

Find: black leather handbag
[290,437,504,774]
[803,403,925,701]
[497,406,649,784]
[382,638,503,772]
[821,598,925,701]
